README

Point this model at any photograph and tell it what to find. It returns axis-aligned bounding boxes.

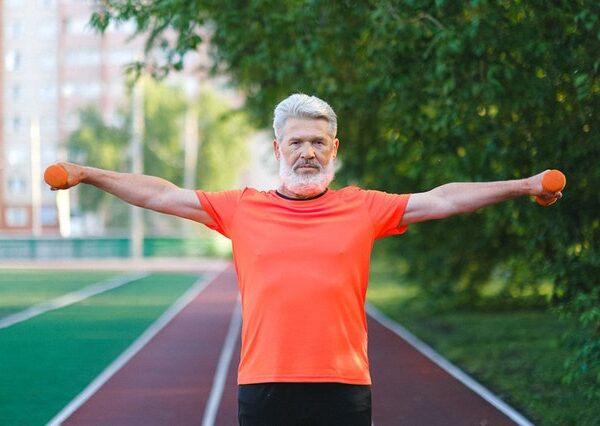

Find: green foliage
[68,79,188,229]
[90,0,600,392]
[560,286,600,401]
[68,80,251,230]
[140,78,188,185]
[67,107,130,225]
[195,88,251,191]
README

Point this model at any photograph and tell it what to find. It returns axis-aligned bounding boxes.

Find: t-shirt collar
[275,188,329,201]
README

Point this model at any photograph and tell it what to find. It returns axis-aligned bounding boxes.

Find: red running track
[59,265,525,425]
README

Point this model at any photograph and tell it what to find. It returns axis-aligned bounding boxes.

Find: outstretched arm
[49,162,215,226]
[400,171,561,226]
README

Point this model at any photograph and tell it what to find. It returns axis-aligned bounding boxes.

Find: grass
[0,271,119,317]
[0,272,201,425]
[367,255,599,426]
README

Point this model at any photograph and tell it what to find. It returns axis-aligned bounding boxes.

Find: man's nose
[300,142,315,158]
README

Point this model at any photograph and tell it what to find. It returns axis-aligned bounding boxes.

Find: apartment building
[1,0,207,236]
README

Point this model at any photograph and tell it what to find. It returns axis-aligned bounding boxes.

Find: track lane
[214,331,242,425]
[61,266,238,425]
[368,313,519,425]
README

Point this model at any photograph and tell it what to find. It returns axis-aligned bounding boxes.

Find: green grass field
[0,270,202,425]
[367,257,599,426]
[0,271,119,317]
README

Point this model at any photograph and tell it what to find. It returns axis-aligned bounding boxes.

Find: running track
[50,264,531,425]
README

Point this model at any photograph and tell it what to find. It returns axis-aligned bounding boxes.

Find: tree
[194,87,250,191]
[90,0,600,394]
[67,107,131,228]
[68,79,251,232]
[141,78,188,186]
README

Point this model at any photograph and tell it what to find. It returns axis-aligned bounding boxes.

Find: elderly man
[52,94,561,425]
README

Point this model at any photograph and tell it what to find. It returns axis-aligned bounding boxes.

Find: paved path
[58,265,527,425]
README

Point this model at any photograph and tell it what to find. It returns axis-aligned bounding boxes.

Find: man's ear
[332,138,340,158]
[273,140,280,160]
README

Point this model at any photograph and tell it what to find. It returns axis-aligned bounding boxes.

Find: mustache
[293,160,321,170]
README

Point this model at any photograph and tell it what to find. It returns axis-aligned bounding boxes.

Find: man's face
[274,118,339,197]
[275,118,338,173]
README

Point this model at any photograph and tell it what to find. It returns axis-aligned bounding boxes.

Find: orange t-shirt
[196,187,410,385]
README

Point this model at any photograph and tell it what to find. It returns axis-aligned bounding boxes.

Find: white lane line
[47,268,225,426]
[366,303,534,426]
[0,272,149,330]
[202,295,242,426]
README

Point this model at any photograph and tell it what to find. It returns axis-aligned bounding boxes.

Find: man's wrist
[78,165,94,185]
[519,177,535,197]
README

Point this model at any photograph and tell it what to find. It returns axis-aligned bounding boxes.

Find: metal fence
[0,237,230,259]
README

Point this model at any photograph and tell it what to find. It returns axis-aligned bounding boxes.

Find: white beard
[278,156,335,197]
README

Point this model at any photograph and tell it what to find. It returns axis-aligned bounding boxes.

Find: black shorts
[238,382,372,426]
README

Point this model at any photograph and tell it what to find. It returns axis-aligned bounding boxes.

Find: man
[51,94,561,425]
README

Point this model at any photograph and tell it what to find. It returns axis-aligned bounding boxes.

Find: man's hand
[527,170,565,206]
[45,162,86,191]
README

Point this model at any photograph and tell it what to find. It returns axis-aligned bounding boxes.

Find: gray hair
[273,93,337,141]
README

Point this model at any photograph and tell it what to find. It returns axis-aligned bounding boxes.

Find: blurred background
[0,0,278,258]
[1,1,599,424]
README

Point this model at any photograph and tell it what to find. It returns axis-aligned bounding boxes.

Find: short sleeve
[195,189,243,238]
[363,190,411,239]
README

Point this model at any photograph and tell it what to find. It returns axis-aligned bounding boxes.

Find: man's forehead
[282,117,331,140]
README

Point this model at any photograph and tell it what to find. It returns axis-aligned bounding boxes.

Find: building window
[66,50,101,67]
[11,84,21,100]
[12,116,23,133]
[109,50,136,65]
[7,148,27,167]
[4,23,23,40]
[79,83,102,98]
[6,0,24,9]
[41,116,58,133]
[8,177,28,195]
[41,56,57,71]
[39,0,56,8]
[5,51,22,71]
[5,207,29,227]
[40,23,58,38]
[42,206,58,226]
[40,84,58,101]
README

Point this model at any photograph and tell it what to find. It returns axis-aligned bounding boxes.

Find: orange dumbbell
[535,169,566,206]
[44,164,69,190]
